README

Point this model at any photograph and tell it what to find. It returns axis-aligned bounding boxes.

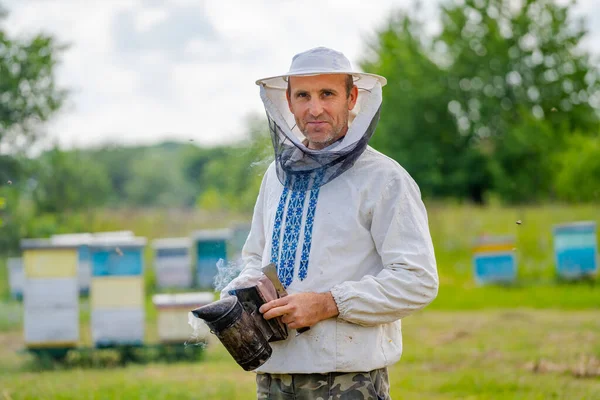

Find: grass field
[0,310,598,399]
[0,204,598,398]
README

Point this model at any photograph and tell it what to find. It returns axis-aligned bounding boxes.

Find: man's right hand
[259,291,339,330]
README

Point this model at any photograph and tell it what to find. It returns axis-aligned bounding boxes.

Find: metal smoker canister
[192,296,272,371]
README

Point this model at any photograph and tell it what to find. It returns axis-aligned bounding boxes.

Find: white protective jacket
[221,145,439,374]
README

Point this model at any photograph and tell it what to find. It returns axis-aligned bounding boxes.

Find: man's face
[286,74,358,150]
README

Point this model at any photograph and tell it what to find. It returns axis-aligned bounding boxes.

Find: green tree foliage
[362,0,600,203]
[32,146,111,214]
[78,142,198,207]
[0,5,67,253]
[361,14,479,200]
[0,184,26,254]
[190,116,272,212]
[554,133,600,202]
[84,144,137,204]
[124,145,197,207]
[0,7,66,148]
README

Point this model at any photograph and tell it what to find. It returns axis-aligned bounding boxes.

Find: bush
[554,133,600,202]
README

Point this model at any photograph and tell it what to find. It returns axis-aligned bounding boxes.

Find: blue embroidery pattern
[298,170,325,280]
[270,183,290,266]
[277,174,309,288]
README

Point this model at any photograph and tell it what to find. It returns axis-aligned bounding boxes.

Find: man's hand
[259,292,339,330]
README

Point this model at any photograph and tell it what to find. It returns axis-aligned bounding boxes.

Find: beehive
[89,236,147,347]
[152,292,214,343]
[553,221,597,279]
[7,257,24,300]
[51,233,93,295]
[21,239,79,349]
[472,235,517,285]
[152,238,192,289]
[229,222,251,261]
[192,229,232,290]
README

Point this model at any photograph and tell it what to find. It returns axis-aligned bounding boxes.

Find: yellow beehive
[472,242,515,253]
[20,239,80,349]
[23,248,78,278]
[91,277,144,308]
[472,235,517,285]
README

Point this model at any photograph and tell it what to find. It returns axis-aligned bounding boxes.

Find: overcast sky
[4,0,600,149]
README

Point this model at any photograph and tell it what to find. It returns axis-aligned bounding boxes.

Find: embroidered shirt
[221,146,439,373]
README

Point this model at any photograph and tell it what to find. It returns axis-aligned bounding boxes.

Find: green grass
[0,310,598,399]
[3,203,598,312]
[94,204,599,299]
[426,203,599,282]
[1,204,599,398]
[431,281,599,310]
[0,301,21,333]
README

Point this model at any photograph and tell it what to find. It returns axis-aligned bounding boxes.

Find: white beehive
[24,277,78,309]
[24,307,79,344]
[91,308,145,346]
[152,292,214,343]
[7,257,24,300]
[152,238,192,289]
[21,239,80,349]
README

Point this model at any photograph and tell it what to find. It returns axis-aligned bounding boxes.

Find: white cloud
[3,0,600,150]
[134,7,169,32]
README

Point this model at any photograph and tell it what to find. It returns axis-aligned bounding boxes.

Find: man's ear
[348,85,358,111]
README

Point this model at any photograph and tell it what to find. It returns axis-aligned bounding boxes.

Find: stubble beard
[300,110,349,150]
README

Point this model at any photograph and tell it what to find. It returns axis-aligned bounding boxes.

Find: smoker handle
[296,326,310,335]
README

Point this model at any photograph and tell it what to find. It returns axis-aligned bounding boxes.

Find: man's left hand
[259,292,339,330]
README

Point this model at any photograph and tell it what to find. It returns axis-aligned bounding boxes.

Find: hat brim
[256,71,387,89]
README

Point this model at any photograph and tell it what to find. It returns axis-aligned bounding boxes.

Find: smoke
[185,258,245,347]
[249,155,273,170]
[212,257,245,292]
[185,311,210,348]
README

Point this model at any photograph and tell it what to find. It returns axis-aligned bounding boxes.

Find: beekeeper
[221,46,439,400]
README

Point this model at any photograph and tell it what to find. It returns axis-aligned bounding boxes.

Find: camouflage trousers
[256,367,390,400]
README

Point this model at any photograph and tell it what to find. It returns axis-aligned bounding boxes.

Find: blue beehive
[553,221,597,280]
[91,246,144,277]
[89,236,147,347]
[193,229,232,290]
[472,235,517,285]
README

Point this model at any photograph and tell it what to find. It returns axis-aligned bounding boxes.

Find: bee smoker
[191,275,287,371]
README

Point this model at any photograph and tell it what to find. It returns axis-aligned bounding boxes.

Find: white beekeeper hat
[256,46,386,191]
[255,46,387,89]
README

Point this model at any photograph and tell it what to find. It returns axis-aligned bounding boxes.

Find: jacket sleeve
[329,173,439,326]
[219,168,269,299]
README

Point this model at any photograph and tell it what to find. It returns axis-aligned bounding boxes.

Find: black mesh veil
[258,75,384,191]
[267,107,381,191]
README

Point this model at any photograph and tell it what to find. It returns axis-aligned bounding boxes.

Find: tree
[361,13,485,201]
[32,146,111,214]
[554,133,600,202]
[361,0,600,203]
[0,6,67,149]
[0,5,67,253]
[85,144,137,204]
[123,146,196,207]
[193,115,272,212]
